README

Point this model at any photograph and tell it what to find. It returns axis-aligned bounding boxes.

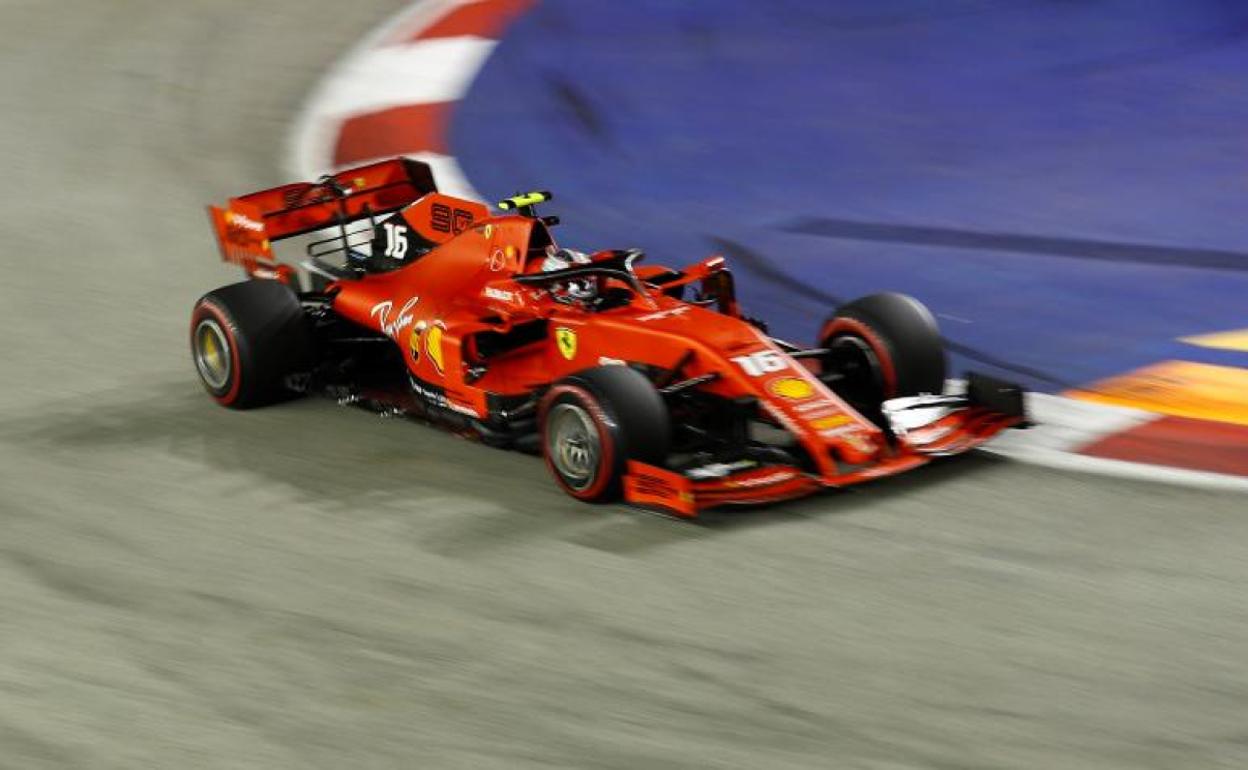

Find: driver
[541,245,597,303]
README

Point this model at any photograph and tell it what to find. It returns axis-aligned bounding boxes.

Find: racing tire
[539,365,671,503]
[818,292,946,408]
[190,279,314,409]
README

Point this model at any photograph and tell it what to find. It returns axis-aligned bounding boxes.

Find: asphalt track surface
[1,3,1247,768]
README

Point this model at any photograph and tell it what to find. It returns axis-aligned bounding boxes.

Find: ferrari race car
[192,158,1026,516]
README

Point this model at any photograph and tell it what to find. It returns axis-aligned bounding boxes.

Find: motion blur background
[2,1,1247,767]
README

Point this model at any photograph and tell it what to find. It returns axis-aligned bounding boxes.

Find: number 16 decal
[383,222,408,259]
[731,351,788,376]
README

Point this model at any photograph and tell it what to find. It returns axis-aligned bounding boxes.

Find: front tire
[539,365,670,503]
[818,292,946,410]
[190,280,314,409]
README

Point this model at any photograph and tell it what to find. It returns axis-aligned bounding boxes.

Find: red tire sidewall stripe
[191,301,243,407]
[820,317,899,398]
[539,384,617,500]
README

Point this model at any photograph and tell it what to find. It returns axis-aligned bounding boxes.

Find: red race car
[193,158,1026,516]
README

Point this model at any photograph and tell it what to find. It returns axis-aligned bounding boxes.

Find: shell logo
[425,322,446,374]
[768,376,815,400]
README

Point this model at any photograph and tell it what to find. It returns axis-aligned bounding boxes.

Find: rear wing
[207,158,439,275]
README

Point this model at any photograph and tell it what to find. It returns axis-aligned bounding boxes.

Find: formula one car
[192,158,1026,516]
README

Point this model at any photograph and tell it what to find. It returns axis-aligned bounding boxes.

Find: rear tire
[818,293,946,409]
[539,365,670,503]
[190,280,314,409]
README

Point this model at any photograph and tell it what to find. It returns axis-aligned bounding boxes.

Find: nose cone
[752,368,884,465]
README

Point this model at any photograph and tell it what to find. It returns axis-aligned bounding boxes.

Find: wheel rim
[546,402,600,491]
[825,335,885,406]
[194,318,232,391]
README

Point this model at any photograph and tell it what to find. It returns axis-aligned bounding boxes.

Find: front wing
[624,376,1026,517]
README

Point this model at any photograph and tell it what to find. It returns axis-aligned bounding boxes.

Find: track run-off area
[1,1,1247,767]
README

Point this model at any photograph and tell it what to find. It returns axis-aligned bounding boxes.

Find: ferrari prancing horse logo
[555,327,578,360]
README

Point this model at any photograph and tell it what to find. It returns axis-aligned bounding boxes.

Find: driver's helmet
[542,245,596,302]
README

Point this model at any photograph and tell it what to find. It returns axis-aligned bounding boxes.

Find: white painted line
[983,392,1248,492]
[997,392,1155,455]
[981,443,1248,493]
[312,38,497,119]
